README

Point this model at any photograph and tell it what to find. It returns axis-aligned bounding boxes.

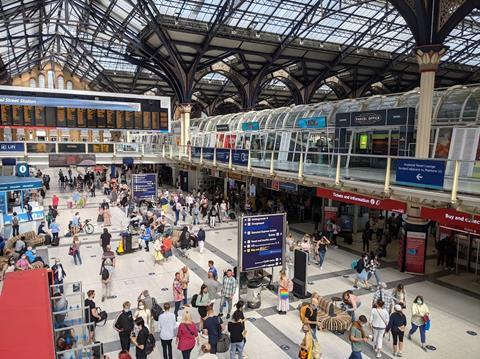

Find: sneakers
[376,352,382,358]
[422,345,428,352]
[320,266,323,270]
[397,352,402,357]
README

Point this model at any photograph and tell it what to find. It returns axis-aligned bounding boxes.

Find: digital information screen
[132,173,157,200]
[238,213,286,272]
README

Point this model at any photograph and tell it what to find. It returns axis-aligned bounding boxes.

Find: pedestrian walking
[197,227,206,253]
[228,311,246,359]
[348,315,369,359]
[386,304,407,357]
[114,301,134,352]
[157,303,176,359]
[71,235,82,265]
[407,295,430,351]
[219,269,237,319]
[176,311,198,359]
[370,299,389,358]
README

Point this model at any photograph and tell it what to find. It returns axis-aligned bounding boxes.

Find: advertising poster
[239,213,285,271]
[473,139,480,179]
[323,206,338,231]
[405,231,426,273]
[434,128,452,158]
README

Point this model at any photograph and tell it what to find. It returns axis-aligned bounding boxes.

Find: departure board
[143,112,150,129]
[57,108,66,127]
[12,105,22,125]
[0,89,169,131]
[24,106,33,125]
[116,110,124,128]
[35,106,45,125]
[106,110,114,128]
[1,105,11,125]
[125,111,134,129]
[97,109,106,128]
[87,109,96,127]
[134,111,142,129]
[77,108,85,127]
[88,143,114,153]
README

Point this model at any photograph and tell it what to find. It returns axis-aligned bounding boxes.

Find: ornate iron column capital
[415,45,447,72]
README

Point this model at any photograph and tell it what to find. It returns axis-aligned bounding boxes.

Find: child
[181,206,187,222]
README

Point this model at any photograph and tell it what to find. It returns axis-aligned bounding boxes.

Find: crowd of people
[0,165,438,359]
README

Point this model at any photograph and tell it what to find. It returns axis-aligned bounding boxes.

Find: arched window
[38,74,46,88]
[66,80,73,90]
[47,70,55,88]
[57,75,64,89]
[29,78,36,88]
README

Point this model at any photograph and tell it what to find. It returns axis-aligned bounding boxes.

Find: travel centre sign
[421,207,480,234]
[316,187,407,213]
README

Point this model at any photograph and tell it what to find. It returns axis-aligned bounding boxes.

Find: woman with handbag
[176,311,198,359]
[70,235,82,265]
[386,304,407,357]
[407,295,430,351]
[277,270,293,314]
[370,299,389,358]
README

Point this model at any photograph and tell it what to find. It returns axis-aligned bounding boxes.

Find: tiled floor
[38,168,480,358]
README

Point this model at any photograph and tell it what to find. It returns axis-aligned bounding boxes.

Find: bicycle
[81,219,95,235]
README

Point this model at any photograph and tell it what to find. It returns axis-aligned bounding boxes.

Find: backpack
[12,216,19,226]
[151,298,163,321]
[299,303,312,323]
[101,267,109,281]
[351,260,358,270]
[191,294,199,308]
[145,333,156,355]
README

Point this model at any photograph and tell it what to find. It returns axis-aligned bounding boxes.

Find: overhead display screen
[132,174,157,200]
[49,154,96,167]
[239,213,286,271]
[0,88,170,131]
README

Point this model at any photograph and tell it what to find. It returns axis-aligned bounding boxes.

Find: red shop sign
[316,187,407,213]
[420,207,480,234]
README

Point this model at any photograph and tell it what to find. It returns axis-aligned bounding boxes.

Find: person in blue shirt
[25,246,45,266]
[208,260,218,280]
[50,220,60,244]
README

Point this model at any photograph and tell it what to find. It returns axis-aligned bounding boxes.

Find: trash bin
[246,278,263,309]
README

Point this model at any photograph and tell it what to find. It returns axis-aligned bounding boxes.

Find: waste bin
[246,278,263,309]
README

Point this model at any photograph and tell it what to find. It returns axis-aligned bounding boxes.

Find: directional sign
[216,148,230,163]
[132,173,157,200]
[16,162,29,177]
[239,213,286,272]
[396,159,445,190]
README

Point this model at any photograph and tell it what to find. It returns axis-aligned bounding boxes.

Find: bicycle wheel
[84,223,94,234]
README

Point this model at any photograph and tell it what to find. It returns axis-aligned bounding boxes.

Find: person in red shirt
[52,195,59,210]
[176,311,198,359]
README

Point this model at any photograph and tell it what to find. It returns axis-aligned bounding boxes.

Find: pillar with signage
[398,204,429,274]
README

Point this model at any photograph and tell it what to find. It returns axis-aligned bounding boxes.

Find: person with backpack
[301,296,320,340]
[203,304,224,355]
[197,227,206,253]
[176,311,198,359]
[131,317,151,359]
[386,304,407,357]
[349,315,370,359]
[11,212,20,237]
[157,303,176,359]
[114,301,134,352]
[353,253,370,289]
[100,258,114,302]
[25,202,33,221]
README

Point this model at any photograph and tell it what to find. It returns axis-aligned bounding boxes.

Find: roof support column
[415,45,445,158]
[178,103,193,150]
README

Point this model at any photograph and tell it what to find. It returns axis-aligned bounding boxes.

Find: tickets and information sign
[132,173,157,200]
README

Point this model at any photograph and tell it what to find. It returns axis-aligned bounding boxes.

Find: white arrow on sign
[416,173,423,181]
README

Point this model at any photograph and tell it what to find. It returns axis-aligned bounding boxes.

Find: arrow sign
[396,159,445,190]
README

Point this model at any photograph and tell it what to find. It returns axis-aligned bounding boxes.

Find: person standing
[370,299,389,358]
[179,266,190,305]
[85,290,101,343]
[157,303,176,359]
[103,207,112,227]
[11,212,20,237]
[407,295,430,351]
[131,317,149,359]
[316,234,330,269]
[386,304,407,357]
[372,282,394,313]
[50,219,60,245]
[391,283,407,309]
[51,258,67,293]
[445,237,457,271]
[114,301,135,352]
[173,272,185,321]
[436,235,448,267]
[72,235,82,265]
[100,228,112,253]
[204,271,221,299]
[208,260,218,280]
[134,300,153,333]
[277,270,292,314]
[349,315,369,359]
[176,311,198,359]
[204,305,223,355]
[228,311,246,359]
[52,194,59,210]
[197,227,206,253]
[100,258,114,302]
[219,269,237,320]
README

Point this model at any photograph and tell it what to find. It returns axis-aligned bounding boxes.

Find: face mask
[124,309,130,313]
[417,300,423,305]
[139,305,145,310]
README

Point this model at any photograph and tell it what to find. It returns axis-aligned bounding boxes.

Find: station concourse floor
[36,169,480,359]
